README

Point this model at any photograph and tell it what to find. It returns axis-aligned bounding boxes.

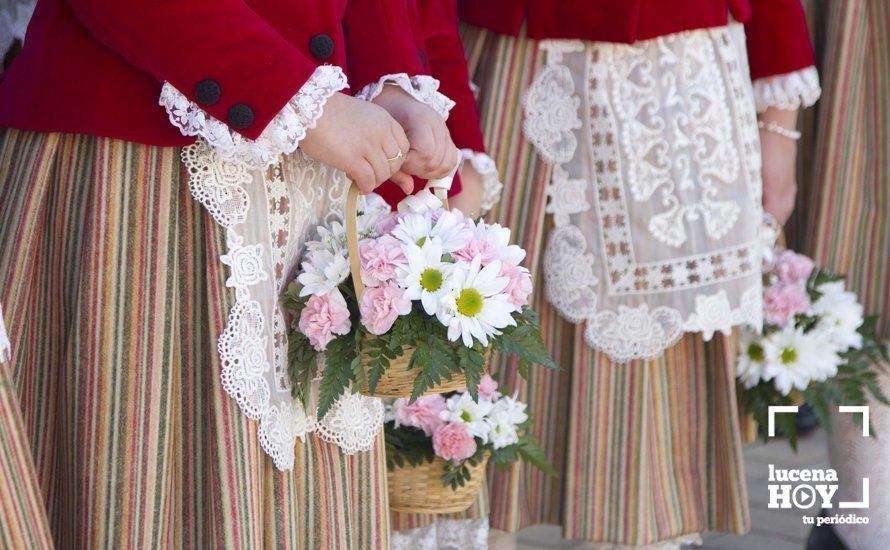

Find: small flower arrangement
[384,374,556,489]
[284,194,557,419]
[737,246,888,446]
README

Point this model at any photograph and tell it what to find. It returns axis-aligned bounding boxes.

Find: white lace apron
[182,142,385,470]
[525,24,765,362]
[157,65,462,470]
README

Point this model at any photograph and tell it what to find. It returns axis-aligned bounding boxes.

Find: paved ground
[512,429,828,549]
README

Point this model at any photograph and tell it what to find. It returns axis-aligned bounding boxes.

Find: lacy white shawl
[523,24,820,362]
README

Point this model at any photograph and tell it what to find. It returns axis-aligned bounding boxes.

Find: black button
[227,103,254,130]
[309,34,335,60]
[194,79,221,106]
[418,49,427,67]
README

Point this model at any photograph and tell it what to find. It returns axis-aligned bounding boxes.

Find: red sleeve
[416,0,486,153]
[344,0,462,210]
[343,0,427,93]
[63,0,323,140]
[744,0,816,80]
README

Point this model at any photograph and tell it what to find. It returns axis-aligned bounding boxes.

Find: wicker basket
[388,455,489,514]
[345,181,472,398]
[357,344,468,397]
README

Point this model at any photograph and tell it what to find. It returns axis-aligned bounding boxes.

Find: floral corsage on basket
[384,374,556,513]
[284,179,557,420]
[737,246,888,447]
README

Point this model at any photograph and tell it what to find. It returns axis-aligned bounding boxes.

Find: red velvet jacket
[413,0,485,155]
[457,0,815,80]
[0,0,427,145]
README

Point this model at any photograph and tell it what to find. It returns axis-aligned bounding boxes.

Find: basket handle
[345,173,455,298]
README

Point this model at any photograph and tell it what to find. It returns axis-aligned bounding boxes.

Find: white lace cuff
[355,73,455,119]
[752,66,821,113]
[159,65,348,170]
[460,149,503,213]
[0,304,10,363]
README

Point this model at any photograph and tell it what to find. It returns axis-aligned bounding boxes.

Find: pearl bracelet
[758,119,801,140]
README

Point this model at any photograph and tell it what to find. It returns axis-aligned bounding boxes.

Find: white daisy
[383,399,398,424]
[392,209,473,253]
[440,392,493,443]
[357,193,392,234]
[763,327,839,395]
[397,242,453,315]
[297,249,350,297]
[306,221,347,255]
[486,395,528,449]
[812,281,864,351]
[736,328,767,389]
[474,221,525,265]
[437,257,516,347]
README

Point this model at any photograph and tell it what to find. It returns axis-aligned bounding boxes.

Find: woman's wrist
[758,120,801,140]
[758,107,800,141]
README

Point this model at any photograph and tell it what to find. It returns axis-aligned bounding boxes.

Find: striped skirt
[460,26,751,546]
[0,129,389,549]
[0,359,52,548]
[797,2,890,547]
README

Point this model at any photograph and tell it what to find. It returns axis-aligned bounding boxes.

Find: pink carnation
[499,261,533,309]
[394,395,446,435]
[375,214,401,236]
[477,374,500,400]
[359,283,412,335]
[774,249,815,283]
[432,423,478,462]
[452,237,499,265]
[360,235,405,287]
[763,282,811,327]
[299,291,352,351]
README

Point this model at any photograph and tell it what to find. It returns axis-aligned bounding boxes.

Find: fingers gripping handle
[396,167,456,214]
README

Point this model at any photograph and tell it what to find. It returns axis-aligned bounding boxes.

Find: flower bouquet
[384,374,555,513]
[284,184,557,420]
[737,246,888,447]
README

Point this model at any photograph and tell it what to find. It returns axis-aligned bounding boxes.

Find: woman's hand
[301,92,414,194]
[760,107,800,225]
[372,85,460,179]
[449,160,485,218]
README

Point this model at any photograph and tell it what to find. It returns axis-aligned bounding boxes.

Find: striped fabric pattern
[456,26,751,545]
[0,362,53,549]
[0,128,389,549]
[798,0,890,339]
[796,3,890,547]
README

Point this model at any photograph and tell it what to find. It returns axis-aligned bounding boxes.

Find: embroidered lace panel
[392,518,489,550]
[526,26,765,362]
[181,142,384,470]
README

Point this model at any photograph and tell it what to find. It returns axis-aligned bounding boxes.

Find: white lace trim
[160,65,348,171]
[530,28,764,363]
[355,73,455,119]
[586,533,703,550]
[460,149,503,213]
[752,66,821,113]
[392,518,489,550]
[183,141,383,470]
[0,304,10,363]
[521,42,585,165]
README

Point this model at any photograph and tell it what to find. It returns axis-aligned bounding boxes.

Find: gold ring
[387,150,403,163]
